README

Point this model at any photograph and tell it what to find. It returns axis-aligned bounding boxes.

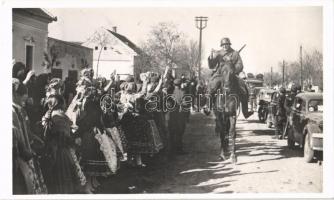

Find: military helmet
[220,37,231,46]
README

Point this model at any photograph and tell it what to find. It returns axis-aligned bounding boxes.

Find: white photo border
[0,0,333,199]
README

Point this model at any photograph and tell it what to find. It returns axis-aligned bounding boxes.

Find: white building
[82,27,143,80]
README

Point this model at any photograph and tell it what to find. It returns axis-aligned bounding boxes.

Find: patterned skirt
[121,113,163,154]
[80,127,120,177]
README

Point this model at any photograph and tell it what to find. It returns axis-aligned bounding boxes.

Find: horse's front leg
[229,115,237,164]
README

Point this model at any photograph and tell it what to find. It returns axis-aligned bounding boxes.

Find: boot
[241,97,253,119]
[238,77,254,119]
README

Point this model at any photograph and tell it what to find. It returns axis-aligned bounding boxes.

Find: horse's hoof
[231,154,237,164]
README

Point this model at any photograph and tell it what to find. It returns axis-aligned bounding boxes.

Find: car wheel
[304,131,314,163]
[287,125,295,148]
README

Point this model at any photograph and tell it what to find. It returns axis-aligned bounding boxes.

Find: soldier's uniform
[284,85,300,115]
[275,87,287,139]
[249,85,257,112]
[283,85,301,137]
[207,37,253,118]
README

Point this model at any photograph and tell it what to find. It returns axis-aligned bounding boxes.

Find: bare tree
[279,49,323,90]
[139,22,205,79]
[263,71,281,87]
[176,39,202,78]
[140,22,183,72]
[86,28,113,77]
[303,49,323,88]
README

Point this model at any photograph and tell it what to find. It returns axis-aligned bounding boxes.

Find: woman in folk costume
[12,78,47,194]
[41,79,89,194]
[145,72,168,152]
[119,75,163,167]
[98,74,128,162]
[68,68,119,192]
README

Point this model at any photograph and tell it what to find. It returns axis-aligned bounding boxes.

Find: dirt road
[98,112,323,193]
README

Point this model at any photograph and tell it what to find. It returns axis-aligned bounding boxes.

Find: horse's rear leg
[229,116,237,164]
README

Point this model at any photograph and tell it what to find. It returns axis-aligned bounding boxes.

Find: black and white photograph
[1,0,334,198]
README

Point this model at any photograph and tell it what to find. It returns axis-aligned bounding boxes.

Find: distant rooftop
[107,29,142,55]
[13,8,57,22]
[48,37,92,51]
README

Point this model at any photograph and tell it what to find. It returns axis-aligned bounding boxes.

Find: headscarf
[125,82,137,94]
[46,78,64,97]
[12,62,27,82]
[81,68,94,80]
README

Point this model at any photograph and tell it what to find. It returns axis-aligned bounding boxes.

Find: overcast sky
[47,7,322,74]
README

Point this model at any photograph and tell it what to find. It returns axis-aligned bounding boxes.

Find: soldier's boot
[238,77,254,119]
[240,94,254,119]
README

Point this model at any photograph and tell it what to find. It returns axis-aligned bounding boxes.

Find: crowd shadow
[97,112,304,194]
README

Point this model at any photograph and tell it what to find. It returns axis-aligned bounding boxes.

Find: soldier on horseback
[207,37,253,119]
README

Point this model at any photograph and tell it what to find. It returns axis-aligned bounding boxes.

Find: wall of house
[47,38,93,80]
[82,29,137,79]
[12,12,49,75]
[93,59,134,80]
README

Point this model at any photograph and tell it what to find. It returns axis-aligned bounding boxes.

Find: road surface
[97,112,323,193]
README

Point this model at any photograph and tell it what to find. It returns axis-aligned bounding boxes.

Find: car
[286,92,323,163]
[257,88,276,122]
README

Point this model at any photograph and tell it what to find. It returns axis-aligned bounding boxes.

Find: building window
[25,45,34,69]
[95,46,98,50]
[104,47,107,50]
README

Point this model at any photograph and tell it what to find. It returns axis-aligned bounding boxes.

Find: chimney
[112,26,117,33]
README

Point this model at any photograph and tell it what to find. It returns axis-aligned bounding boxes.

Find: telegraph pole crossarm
[195,16,208,81]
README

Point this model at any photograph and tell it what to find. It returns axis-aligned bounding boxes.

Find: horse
[207,55,240,164]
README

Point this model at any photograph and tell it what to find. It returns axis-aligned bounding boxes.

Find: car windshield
[308,99,323,112]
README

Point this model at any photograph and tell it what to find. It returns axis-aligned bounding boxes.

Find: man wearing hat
[208,37,253,119]
[283,84,301,137]
[275,87,287,139]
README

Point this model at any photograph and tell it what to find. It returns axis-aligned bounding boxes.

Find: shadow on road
[96,112,306,194]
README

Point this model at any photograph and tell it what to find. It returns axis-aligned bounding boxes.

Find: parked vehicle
[286,92,323,163]
[257,88,276,122]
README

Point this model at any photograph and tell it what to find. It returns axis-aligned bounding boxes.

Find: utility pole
[282,60,285,87]
[270,66,273,88]
[195,16,208,81]
[300,45,303,90]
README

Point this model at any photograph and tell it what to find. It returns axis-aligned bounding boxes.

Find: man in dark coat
[207,37,253,119]
[275,87,287,139]
[169,78,189,155]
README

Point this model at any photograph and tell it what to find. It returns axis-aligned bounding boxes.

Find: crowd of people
[12,61,205,194]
